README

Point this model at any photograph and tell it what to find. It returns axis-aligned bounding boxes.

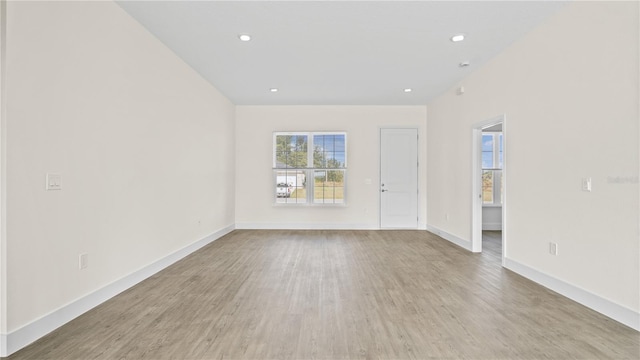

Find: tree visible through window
[274,132,346,204]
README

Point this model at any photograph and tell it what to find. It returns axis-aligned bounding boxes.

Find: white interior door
[380,128,418,229]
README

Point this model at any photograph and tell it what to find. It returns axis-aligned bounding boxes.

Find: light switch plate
[79,253,88,270]
[581,177,592,192]
[46,173,62,190]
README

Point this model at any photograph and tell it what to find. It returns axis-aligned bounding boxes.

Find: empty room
[0,0,638,359]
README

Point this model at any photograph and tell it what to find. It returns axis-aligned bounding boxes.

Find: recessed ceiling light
[270,88,278,92]
[403,88,412,93]
[459,61,470,68]
[451,34,465,42]
[239,34,251,42]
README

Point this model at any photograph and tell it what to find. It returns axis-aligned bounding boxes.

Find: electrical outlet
[582,177,592,192]
[549,242,558,256]
[79,253,88,270]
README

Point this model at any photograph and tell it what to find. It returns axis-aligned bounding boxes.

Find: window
[482,132,503,205]
[274,132,346,205]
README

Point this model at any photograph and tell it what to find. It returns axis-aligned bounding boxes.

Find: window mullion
[307,133,314,204]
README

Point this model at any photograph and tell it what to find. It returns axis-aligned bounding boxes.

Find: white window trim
[273,131,347,206]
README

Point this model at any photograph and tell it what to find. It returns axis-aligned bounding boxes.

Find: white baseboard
[426,225,472,251]
[504,257,640,331]
[237,222,428,231]
[1,224,235,357]
[235,222,380,230]
[482,223,502,231]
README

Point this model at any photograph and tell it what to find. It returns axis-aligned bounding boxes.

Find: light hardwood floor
[8,230,640,359]
[482,230,502,262]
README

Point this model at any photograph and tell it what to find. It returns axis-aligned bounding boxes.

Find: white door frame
[0,1,7,354]
[471,115,506,265]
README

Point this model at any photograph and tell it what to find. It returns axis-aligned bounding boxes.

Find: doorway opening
[472,116,506,265]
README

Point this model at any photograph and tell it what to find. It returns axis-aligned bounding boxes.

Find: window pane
[327,152,345,168]
[482,135,493,151]
[314,170,345,204]
[275,170,307,204]
[482,170,493,204]
[496,170,503,204]
[313,148,326,168]
[313,135,324,168]
[275,135,307,168]
[482,152,494,169]
[482,134,494,169]
[314,134,346,168]
[334,136,345,152]
[498,134,503,169]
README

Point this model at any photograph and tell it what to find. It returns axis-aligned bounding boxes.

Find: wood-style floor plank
[8,230,640,359]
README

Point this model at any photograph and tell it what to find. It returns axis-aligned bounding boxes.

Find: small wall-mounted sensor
[582,177,592,192]
[456,86,465,95]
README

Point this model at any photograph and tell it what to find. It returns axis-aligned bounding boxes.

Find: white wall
[482,207,501,231]
[236,106,426,229]
[3,0,235,343]
[427,0,639,326]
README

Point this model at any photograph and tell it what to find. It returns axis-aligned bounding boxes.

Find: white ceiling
[117,1,567,105]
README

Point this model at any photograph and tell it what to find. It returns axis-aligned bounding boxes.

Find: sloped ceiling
[117,1,567,105]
